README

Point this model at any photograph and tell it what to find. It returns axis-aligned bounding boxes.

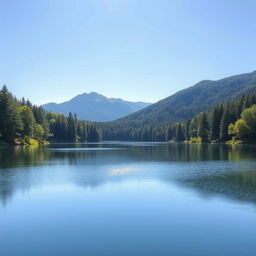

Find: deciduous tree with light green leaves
[34,124,45,141]
[241,105,256,137]
[228,105,256,140]
[228,119,250,140]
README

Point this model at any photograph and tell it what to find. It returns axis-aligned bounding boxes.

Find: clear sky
[1,0,256,105]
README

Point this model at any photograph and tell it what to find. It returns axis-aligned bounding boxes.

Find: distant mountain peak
[42,92,151,122]
[89,91,100,95]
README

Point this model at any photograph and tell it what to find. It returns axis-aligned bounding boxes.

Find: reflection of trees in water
[177,170,256,204]
[0,146,48,168]
[1,143,256,206]
[0,167,35,207]
[1,144,256,168]
[0,146,46,206]
[126,143,256,162]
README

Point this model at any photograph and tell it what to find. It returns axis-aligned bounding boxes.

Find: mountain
[42,92,151,122]
[113,70,256,125]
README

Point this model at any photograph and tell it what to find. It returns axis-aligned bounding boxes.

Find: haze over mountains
[113,70,256,125]
[42,92,151,122]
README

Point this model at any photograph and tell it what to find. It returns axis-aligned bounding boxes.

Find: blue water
[1,143,256,256]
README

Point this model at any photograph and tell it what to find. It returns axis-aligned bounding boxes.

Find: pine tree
[198,112,209,142]
[67,113,77,142]
[243,95,251,110]
[0,86,23,142]
[87,124,102,142]
[82,123,88,142]
[185,119,191,140]
[166,125,174,141]
[219,108,232,141]
[175,123,184,142]
[21,97,26,106]
[210,105,223,141]
[236,95,245,119]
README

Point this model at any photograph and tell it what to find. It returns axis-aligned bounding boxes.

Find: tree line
[0,86,102,144]
[101,91,256,143]
[168,92,256,143]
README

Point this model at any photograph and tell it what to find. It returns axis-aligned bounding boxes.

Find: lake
[1,142,256,256]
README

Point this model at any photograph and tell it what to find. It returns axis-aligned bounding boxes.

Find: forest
[101,91,256,143]
[114,71,256,125]
[1,85,256,145]
[0,86,102,145]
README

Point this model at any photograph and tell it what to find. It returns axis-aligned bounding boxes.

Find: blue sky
[1,0,256,105]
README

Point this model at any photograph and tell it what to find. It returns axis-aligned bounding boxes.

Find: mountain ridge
[42,92,151,122]
[112,70,256,125]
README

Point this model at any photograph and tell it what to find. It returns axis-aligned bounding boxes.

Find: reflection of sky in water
[109,166,143,176]
[1,176,256,256]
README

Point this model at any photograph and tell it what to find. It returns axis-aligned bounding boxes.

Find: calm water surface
[1,142,256,256]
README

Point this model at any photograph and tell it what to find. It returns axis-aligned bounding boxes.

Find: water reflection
[177,169,256,203]
[1,143,256,206]
[1,143,256,168]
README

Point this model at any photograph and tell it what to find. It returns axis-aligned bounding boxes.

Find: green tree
[185,119,191,140]
[189,116,200,138]
[198,112,209,142]
[34,124,44,141]
[87,124,102,142]
[210,105,223,141]
[20,106,36,138]
[81,123,88,142]
[0,86,23,142]
[166,125,174,141]
[67,113,77,142]
[241,105,256,136]
[175,123,184,142]
[33,106,50,139]
[219,108,232,141]
[228,119,250,139]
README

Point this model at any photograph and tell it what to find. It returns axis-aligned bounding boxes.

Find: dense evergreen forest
[115,70,256,125]
[101,92,256,143]
[0,86,102,145]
